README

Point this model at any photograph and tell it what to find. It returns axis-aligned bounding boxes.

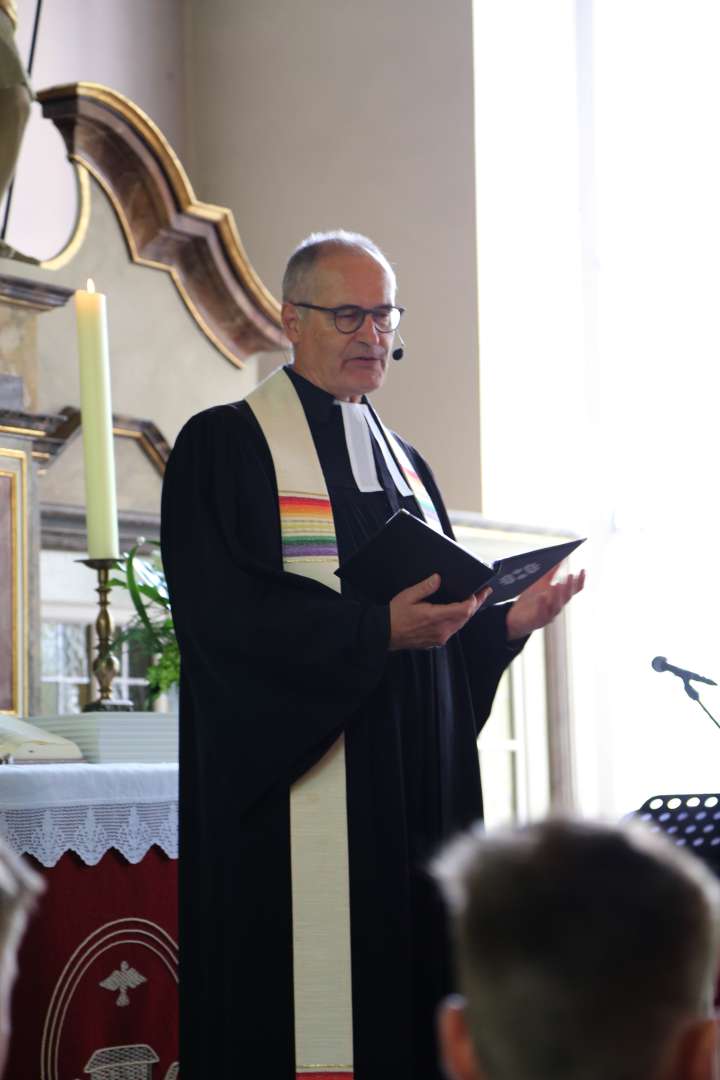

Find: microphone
[651,656,717,687]
[392,334,405,361]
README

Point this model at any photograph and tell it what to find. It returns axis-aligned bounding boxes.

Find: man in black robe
[161,230,584,1079]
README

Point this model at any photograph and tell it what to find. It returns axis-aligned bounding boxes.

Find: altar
[0,763,179,1080]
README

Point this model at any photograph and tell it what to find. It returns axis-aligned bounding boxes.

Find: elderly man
[161,231,583,1079]
[433,819,720,1080]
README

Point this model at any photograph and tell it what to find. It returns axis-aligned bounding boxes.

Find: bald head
[282,229,396,303]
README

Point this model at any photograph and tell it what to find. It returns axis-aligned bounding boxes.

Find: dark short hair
[281,229,396,301]
[432,819,720,1080]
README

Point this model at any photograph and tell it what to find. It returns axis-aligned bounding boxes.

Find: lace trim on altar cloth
[0,800,178,867]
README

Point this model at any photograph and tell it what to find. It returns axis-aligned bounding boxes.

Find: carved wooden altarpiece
[0,437,38,716]
[37,81,288,366]
[0,80,291,711]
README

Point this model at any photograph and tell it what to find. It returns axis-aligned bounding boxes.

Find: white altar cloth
[0,763,178,867]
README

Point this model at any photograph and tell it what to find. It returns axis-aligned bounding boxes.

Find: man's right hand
[388,574,492,652]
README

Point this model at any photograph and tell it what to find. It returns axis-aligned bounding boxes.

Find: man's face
[282,249,397,401]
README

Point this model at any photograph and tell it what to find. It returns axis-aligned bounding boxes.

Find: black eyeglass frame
[288,301,405,334]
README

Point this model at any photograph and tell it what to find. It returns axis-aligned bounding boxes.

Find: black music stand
[630,793,720,876]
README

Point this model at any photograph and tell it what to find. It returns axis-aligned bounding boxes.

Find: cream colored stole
[246,366,443,1077]
[247,368,353,1077]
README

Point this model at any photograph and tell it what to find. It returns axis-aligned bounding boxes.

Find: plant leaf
[125,545,159,649]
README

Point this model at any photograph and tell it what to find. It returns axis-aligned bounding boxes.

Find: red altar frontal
[0,763,179,1080]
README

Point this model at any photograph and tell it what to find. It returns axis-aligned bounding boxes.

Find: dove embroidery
[99,960,147,1006]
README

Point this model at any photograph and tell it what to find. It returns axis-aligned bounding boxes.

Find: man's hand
[389,574,493,652]
[506,565,585,641]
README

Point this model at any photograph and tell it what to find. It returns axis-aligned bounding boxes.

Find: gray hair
[281,229,396,301]
[0,838,42,948]
[432,818,720,1080]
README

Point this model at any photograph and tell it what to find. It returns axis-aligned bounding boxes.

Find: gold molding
[76,155,244,369]
[0,295,46,312]
[0,274,74,312]
[111,426,166,474]
[0,470,18,715]
[37,81,288,366]
[0,424,47,438]
[63,82,279,310]
[40,164,92,271]
[0,448,28,716]
[0,406,170,476]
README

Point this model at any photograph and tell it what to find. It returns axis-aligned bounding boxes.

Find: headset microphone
[392,334,405,361]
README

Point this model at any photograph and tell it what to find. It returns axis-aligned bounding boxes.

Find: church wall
[183,0,483,512]
[4,2,260,516]
[32,188,259,457]
[10,0,189,259]
[0,3,599,821]
[4,1,483,514]
[20,185,260,512]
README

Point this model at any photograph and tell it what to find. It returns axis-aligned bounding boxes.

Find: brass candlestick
[81,558,133,712]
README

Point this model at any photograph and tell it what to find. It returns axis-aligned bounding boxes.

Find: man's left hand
[505,566,585,641]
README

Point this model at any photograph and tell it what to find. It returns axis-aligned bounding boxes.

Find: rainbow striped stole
[382,429,444,534]
[245,368,353,1075]
[279,493,337,561]
[243,366,449,1079]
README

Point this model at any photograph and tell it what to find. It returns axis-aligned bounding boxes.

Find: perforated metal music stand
[631,793,720,876]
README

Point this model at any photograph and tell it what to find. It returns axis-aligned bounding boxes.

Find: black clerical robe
[161,366,523,1080]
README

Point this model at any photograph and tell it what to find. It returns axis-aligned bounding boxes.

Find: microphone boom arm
[652,656,720,734]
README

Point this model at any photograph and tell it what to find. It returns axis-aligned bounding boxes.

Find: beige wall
[7,0,188,258]
[30,186,259,509]
[184,0,482,511]
[32,188,259,440]
[4,0,258,514]
[3,0,483,513]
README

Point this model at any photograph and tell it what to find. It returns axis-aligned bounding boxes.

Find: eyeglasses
[289,301,405,334]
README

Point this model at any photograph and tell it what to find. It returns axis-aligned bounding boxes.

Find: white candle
[75,279,119,559]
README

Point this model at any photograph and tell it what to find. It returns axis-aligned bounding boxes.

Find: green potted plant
[110,540,179,708]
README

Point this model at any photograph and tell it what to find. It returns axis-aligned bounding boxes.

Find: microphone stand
[680,678,720,733]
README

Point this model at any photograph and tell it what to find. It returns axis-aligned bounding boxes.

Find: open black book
[335,509,585,605]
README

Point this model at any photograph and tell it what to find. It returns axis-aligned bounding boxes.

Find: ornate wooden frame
[0,405,170,475]
[0,405,167,552]
[0,443,32,716]
[37,82,288,367]
[0,272,74,312]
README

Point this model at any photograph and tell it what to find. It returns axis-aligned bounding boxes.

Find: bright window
[473,1,720,820]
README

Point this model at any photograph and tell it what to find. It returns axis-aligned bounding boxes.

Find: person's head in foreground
[281,229,401,403]
[0,838,42,1077]
[432,818,720,1080]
